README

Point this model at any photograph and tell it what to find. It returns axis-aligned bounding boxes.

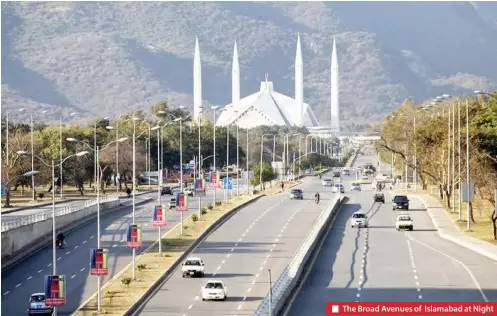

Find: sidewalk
[389,189,497,262]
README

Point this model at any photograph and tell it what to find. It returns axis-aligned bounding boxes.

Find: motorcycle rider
[56,231,65,247]
[314,192,320,203]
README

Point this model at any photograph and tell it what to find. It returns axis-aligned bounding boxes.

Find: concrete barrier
[253,195,344,316]
[1,198,120,270]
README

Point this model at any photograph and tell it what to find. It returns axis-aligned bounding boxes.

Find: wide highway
[1,187,230,316]
[133,171,355,316]
[286,154,497,316]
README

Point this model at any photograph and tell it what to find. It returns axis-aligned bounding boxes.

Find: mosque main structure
[191,34,341,136]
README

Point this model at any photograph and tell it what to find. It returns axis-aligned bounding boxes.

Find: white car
[27,293,53,315]
[396,215,414,231]
[351,212,368,228]
[182,257,205,277]
[201,280,228,301]
[321,179,333,187]
[361,174,369,180]
[350,183,361,191]
[331,183,345,193]
[184,186,194,197]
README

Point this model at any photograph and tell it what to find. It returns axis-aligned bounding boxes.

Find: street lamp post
[211,106,220,204]
[93,117,109,192]
[17,152,87,316]
[59,112,77,199]
[173,112,191,235]
[465,100,471,231]
[226,123,230,201]
[246,128,250,194]
[236,121,240,197]
[30,111,48,201]
[458,101,462,221]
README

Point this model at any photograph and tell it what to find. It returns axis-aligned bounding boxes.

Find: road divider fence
[253,194,343,316]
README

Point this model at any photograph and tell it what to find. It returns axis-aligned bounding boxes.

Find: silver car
[331,183,345,193]
[350,183,361,191]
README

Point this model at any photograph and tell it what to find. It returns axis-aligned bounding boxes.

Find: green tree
[250,163,275,189]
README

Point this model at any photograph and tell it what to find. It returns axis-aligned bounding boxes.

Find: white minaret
[295,33,304,127]
[193,36,202,121]
[330,37,340,134]
[232,40,240,106]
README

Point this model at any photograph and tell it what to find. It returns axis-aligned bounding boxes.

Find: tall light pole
[246,128,250,194]
[30,110,48,200]
[458,101,462,221]
[59,112,77,199]
[93,117,109,192]
[466,100,471,231]
[151,125,162,254]
[211,106,220,204]
[5,108,25,166]
[106,117,145,279]
[18,152,87,316]
[226,122,230,201]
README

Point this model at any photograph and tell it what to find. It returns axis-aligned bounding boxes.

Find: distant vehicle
[396,215,413,231]
[361,174,369,180]
[182,257,205,277]
[201,280,228,301]
[350,182,361,191]
[374,193,385,203]
[27,293,53,316]
[332,171,341,178]
[161,186,173,195]
[392,195,409,210]
[375,174,390,181]
[331,183,345,193]
[169,197,176,210]
[290,189,304,200]
[321,179,333,187]
[342,169,350,176]
[184,186,194,197]
[351,212,368,228]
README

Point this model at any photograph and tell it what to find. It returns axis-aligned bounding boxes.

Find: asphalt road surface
[286,154,497,316]
[1,187,236,316]
[134,172,357,316]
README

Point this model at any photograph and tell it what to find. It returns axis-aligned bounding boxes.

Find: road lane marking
[27,276,32,280]
[112,244,117,247]
[243,295,247,300]
[38,269,42,273]
[3,291,10,295]
[247,288,252,292]
[57,257,62,261]
[235,243,238,247]
[80,268,85,271]
[237,305,242,310]
[82,240,87,244]
[256,273,259,278]
[15,283,21,288]
[66,251,71,255]
[252,280,256,284]
[222,260,225,264]
[226,254,230,258]
[74,246,79,249]
[195,296,199,300]
[217,266,221,270]
[90,236,94,239]
[231,248,234,252]
[47,263,52,267]
[188,304,193,310]
[71,274,76,279]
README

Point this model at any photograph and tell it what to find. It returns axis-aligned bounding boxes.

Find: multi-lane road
[1,187,234,315]
[129,172,348,316]
[286,154,497,316]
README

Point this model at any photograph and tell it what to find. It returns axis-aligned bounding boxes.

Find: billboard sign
[153,204,168,226]
[90,248,109,275]
[44,275,66,306]
[126,224,143,248]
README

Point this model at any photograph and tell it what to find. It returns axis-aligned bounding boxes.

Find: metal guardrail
[1,195,119,232]
[253,195,341,316]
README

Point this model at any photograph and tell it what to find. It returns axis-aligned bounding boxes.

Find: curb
[1,197,154,272]
[124,195,266,316]
[416,195,497,262]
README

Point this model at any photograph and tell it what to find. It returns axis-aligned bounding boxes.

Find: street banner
[44,275,66,306]
[208,171,221,187]
[90,248,109,275]
[126,224,143,248]
[153,204,168,226]
[176,192,188,211]
[194,178,206,196]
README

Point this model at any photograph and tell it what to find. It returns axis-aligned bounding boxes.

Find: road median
[71,193,264,316]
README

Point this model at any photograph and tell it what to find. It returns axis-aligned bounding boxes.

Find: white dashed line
[57,257,62,261]
[112,245,117,247]
[252,280,256,284]
[237,305,242,310]
[66,251,71,255]
[3,291,10,296]
[90,236,94,239]
[406,240,423,300]
[256,273,259,278]
[47,263,52,267]
[27,276,32,280]
[216,266,221,270]
[231,248,234,252]
[82,240,87,244]
[247,287,252,292]
[80,268,85,272]
[37,269,42,273]
[243,295,247,301]
[74,246,79,249]
[194,296,199,301]
[15,283,21,288]
[71,275,76,279]
[188,304,193,310]
[226,254,231,258]
[222,260,225,264]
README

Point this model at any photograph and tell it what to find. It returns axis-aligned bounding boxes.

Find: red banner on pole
[153,205,168,226]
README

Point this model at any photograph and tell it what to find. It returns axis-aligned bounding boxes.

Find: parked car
[27,293,53,316]
[290,189,304,200]
[321,179,333,187]
[161,186,173,195]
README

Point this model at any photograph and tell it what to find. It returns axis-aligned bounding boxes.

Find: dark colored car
[333,172,341,178]
[374,193,385,203]
[392,195,409,210]
[290,189,304,200]
[161,186,173,195]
